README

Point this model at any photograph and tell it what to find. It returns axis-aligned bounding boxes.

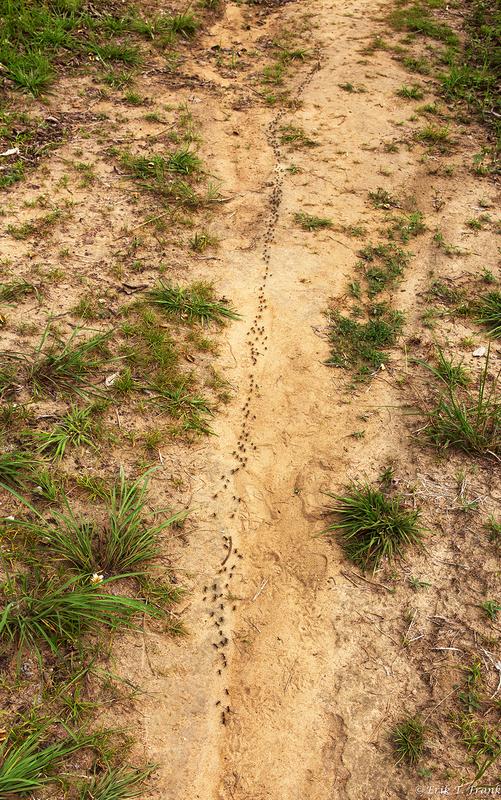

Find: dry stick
[345,568,393,593]
[422,688,457,724]
[127,209,172,234]
[251,578,268,602]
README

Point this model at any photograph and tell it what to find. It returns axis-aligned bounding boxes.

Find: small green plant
[2,326,111,399]
[466,214,491,230]
[368,188,399,209]
[149,385,213,434]
[166,12,198,37]
[0,727,96,796]
[0,280,37,304]
[387,212,426,242]
[122,149,201,181]
[425,351,499,457]
[79,765,155,799]
[485,516,501,545]
[390,3,457,45]
[402,55,431,74]
[324,483,423,571]
[475,291,500,338]
[396,85,424,100]
[408,576,431,591]
[149,281,238,325]
[12,470,186,575]
[393,716,425,764]
[36,405,97,460]
[190,231,218,252]
[327,304,404,379]
[480,600,500,621]
[414,125,451,147]
[456,715,501,781]
[33,468,61,502]
[0,573,160,656]
[0,449,34,488]
[123,90,144,106]
[86,41,142,66]
[279,125,317,148]
[417,347,470,389]
[338,82,365,93]
[294,212,333,231]
[357,243,411,296]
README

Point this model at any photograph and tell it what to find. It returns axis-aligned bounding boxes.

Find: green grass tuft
[0,572,160,656]
[393,716,425,764]
[2,325,111,399]
[79,765,155,799]
[12,469,187,575]
[475,291,501,338]
[0,726,97,796]
[36,405,97,460]
[324,483,423,571]
[327,303,404,379]
[149,281,239,325]
[425,351,499,457]
[294,212,333,231]
[0,449,34,488]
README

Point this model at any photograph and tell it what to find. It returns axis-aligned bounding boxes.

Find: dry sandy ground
[1,0,499,797]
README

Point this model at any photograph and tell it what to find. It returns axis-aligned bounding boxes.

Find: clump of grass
[0,280,37,304]
[7,208,64,240]
[424,351,499,457]
[0,572,160,656]
[166,12,198,37]
[2,326,111,399]
[393,716,425,764]
[475,291,500,338]
[417,347,470,389]
[0,726,96,796]
[368,188,399,209]
[440,0,500,141]
[402,55,431,74]
[79,765,155,800]
[122,149,201,180]
[390,3,458,46]
[12,470,186,575]
[294,212,333,231]
[190,231,218,252]
[149,384,213,435]
[338,82,365,93]
[324,483,423,571]
[387,211,426,242]
[485,516,501,546]
[279,125,317,147]
[32,467,61,503]
[357,243,411,296]
[396,85,424,100]
[120,150,203,206]
[456,715,501,781]
[327,304,404,379]
[148,281,239,325]
[36,405,98,460]
[0,449,34,488]
[479,599,500,621]
[414,125,451,148]
[86,41,142,66]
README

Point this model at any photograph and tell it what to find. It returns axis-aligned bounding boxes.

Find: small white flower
[90,573,104,585]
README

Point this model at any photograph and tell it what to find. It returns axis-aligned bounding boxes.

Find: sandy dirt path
[132,1,408,797]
